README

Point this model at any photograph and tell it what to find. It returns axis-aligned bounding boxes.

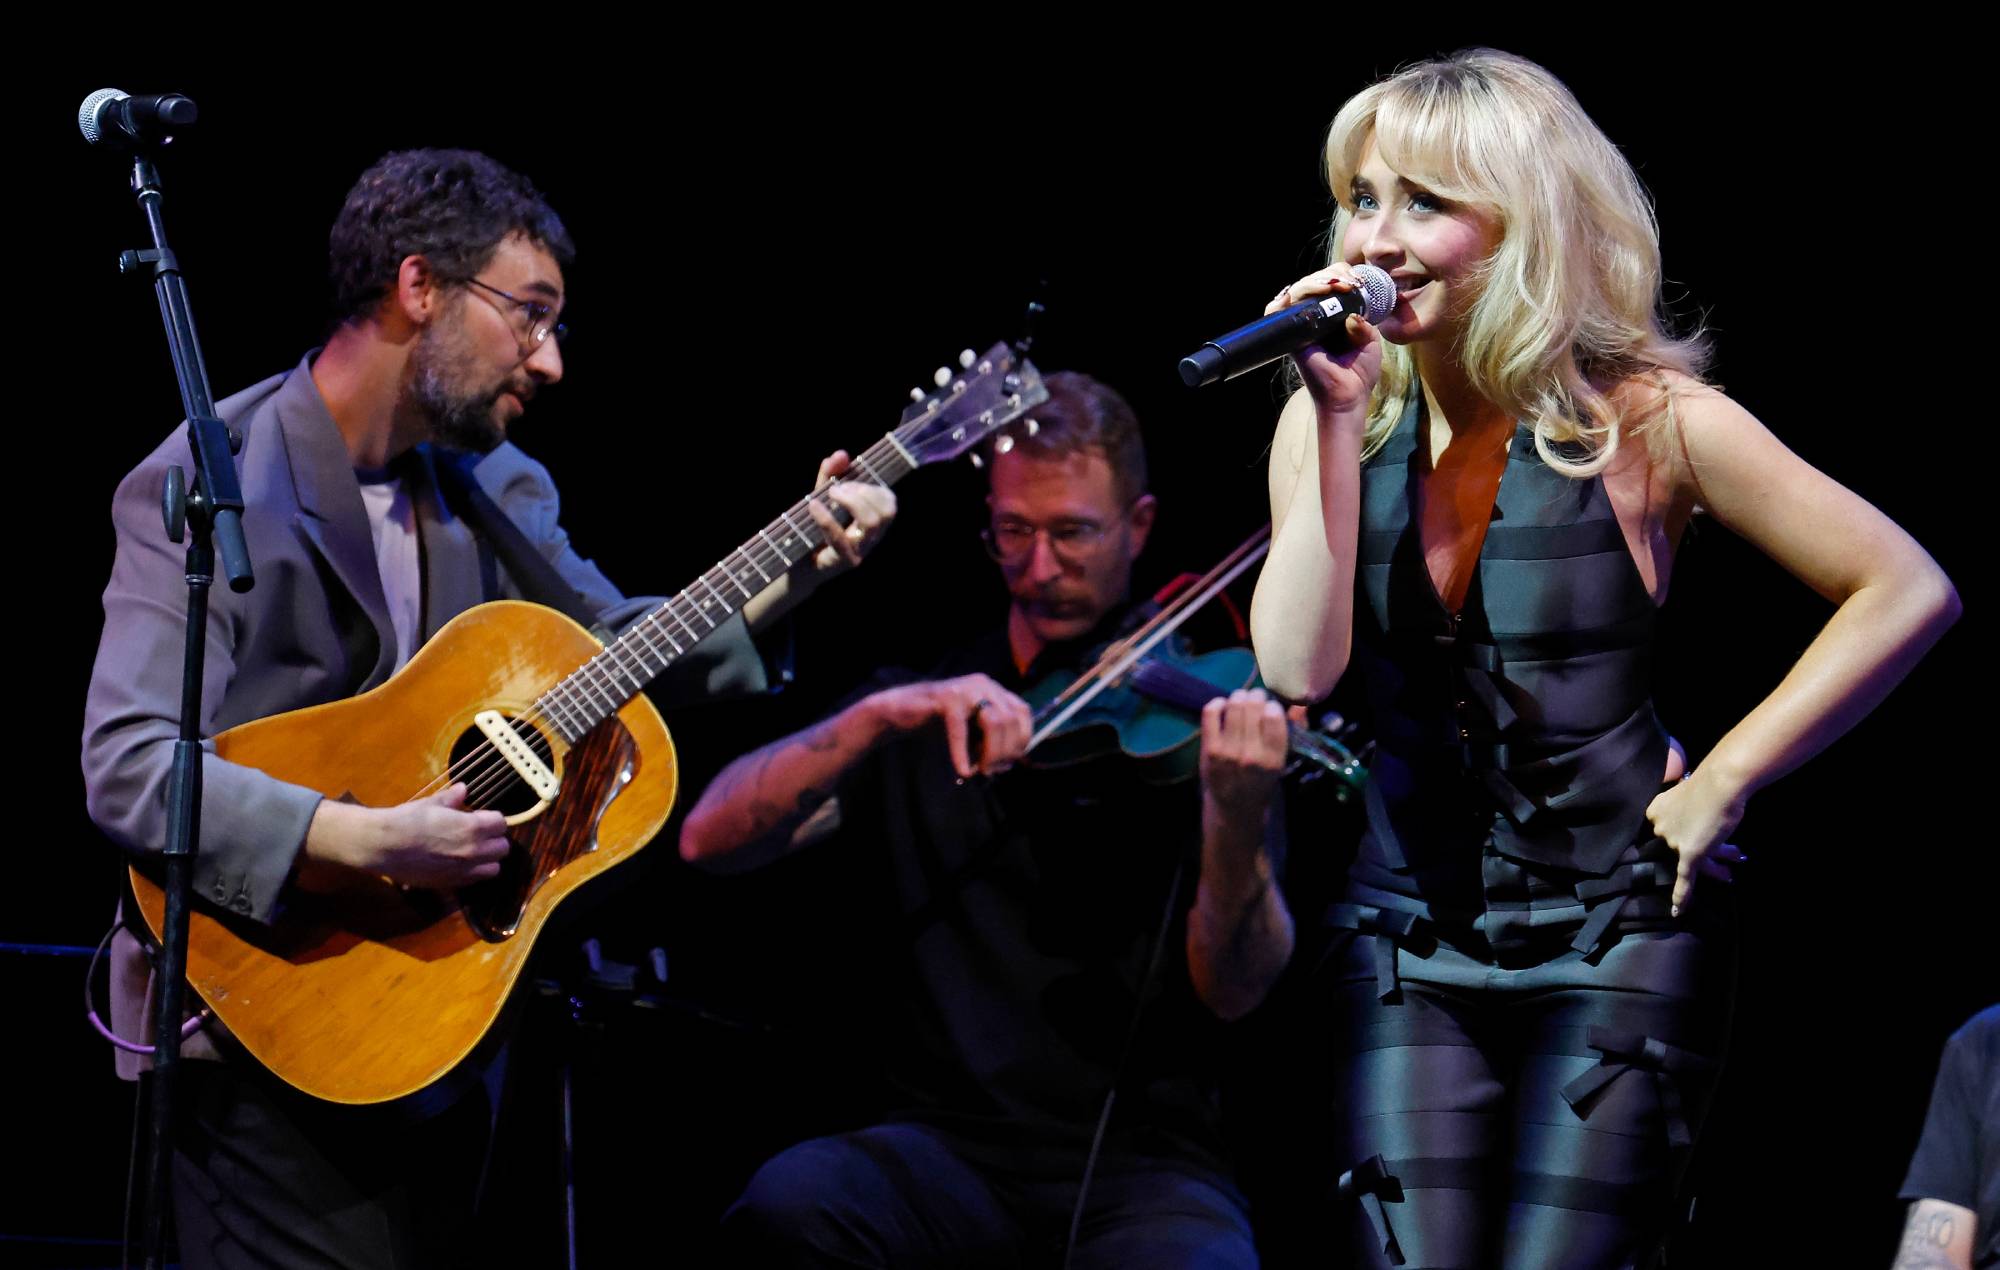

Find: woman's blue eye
[1409,192,1443,213]
[1353,191,1379,212]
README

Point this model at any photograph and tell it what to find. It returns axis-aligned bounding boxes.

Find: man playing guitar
[82,147,894,1268]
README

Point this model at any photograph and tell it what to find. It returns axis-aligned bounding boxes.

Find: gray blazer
[82,352,768,1073]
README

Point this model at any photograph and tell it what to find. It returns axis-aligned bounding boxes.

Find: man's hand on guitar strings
[296,784,511,892]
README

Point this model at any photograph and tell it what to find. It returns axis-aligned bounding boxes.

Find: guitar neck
[533,434,918,742]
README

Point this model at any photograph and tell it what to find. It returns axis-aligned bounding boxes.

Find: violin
[1018,526,1369,799]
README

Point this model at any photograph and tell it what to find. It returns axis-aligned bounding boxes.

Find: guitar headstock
[892,342,1048,468]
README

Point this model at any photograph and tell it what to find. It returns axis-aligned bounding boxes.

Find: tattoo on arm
[1188,854,1293,1019]
[1921,1211,1958,1247]
[729,748,789,839]
[1222,872,1275,960]
[801,720,841,753]
[716,717,849,846]
[1892,1200,1972,1270]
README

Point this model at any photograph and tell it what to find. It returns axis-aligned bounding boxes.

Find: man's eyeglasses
[461,276,567,349]
[981,519,1118,568]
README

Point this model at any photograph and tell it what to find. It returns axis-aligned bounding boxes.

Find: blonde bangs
[1326,78,1503,215]
[1313,50,1709,476]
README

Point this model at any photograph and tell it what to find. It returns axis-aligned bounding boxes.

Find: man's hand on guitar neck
[805,450,898,574]
[741,450,899,633]
[293,784,511,893]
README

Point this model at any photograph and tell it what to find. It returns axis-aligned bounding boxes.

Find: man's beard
[410,323,506,454]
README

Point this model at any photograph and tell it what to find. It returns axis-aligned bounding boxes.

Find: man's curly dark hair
[327,149,575,325]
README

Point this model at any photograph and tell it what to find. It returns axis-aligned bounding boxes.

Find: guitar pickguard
[459,718,636,940]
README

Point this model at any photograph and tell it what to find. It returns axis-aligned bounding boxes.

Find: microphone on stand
[78,89,198,149]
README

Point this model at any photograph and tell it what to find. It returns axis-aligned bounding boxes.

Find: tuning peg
[933,367,953,388]
[1023,417,1040,437]
[995,434,1015,455]
[909,386,926,403]
[968,452,984,469]
[958,348,976,369]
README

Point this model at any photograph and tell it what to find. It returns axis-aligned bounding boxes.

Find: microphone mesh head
[78,88,128,145]
[1352,265,1396,323]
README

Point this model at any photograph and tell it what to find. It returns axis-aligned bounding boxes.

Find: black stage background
[13,32,1988,1266]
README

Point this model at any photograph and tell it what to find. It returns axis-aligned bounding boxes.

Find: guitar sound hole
[448,716,555,819]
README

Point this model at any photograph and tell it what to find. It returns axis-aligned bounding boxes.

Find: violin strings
[1035,525,1272,720]
[1028,528,1273,751]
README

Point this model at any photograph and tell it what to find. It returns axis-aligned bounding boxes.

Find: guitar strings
[396,500,818,806]
[396,433,920,812]
[387,501,827,810]
[371,381,1020,897]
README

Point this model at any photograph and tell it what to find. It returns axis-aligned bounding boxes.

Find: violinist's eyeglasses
[981,517,1119,568]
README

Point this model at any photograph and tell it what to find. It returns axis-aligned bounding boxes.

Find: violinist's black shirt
[829,607,1247,1181]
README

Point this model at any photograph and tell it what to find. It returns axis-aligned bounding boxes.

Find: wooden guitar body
[127,600,675,1104]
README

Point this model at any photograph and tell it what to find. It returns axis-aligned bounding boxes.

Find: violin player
[680,370,1294,1268]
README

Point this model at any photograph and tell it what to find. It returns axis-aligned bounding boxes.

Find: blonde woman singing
[1250,49,1958,1269]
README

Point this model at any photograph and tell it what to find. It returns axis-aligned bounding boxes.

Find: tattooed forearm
[729,748,789,838]
[682,705,878,870]
[801,719,841,753]
[1187,835,1293,1020]
[1222,871,1276,961]
[733,722,847,840]
[1891,1200,1974,1270]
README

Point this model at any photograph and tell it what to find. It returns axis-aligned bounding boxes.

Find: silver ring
[972,698,993,719]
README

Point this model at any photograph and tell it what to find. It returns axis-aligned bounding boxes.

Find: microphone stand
[104,142,256,1270]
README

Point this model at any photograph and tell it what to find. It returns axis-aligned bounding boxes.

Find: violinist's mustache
[1023,589,1093,614]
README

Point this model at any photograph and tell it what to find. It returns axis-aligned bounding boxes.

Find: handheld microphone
[77,89,198,149]
[1179,265,1396,387]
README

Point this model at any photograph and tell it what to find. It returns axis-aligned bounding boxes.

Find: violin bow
[1027,523,1273,751]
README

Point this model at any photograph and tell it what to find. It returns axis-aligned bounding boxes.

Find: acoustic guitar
[128,343,1046,1103]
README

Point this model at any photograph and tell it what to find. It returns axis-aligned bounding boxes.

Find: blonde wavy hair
[1323,49,1709,475]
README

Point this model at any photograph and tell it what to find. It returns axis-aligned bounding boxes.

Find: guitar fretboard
[532,435,918,743]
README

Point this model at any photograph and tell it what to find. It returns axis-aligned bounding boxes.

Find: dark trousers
[161,1060,492,1270]
[720,1121,1259,1269]
[1322,907,1736,1270]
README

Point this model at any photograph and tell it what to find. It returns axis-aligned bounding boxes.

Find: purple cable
[86,922,209,1054]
